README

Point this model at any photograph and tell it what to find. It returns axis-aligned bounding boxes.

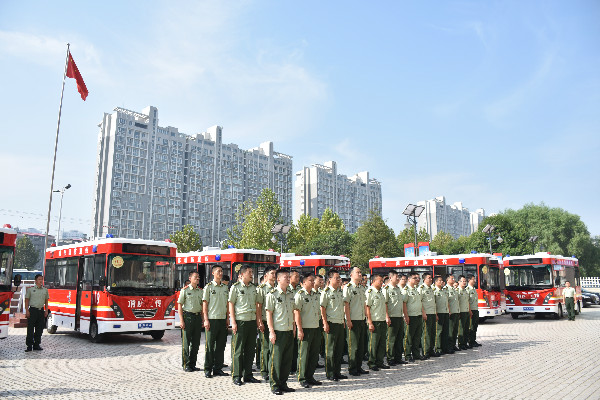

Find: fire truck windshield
[504,264,553,290]
[108,254,174,295]
[479,265,501,292]
[0,247,14,289]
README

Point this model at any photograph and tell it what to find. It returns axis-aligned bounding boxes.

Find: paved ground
[1,307,599,400]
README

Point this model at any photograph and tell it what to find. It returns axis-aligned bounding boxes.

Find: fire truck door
[75,257,85,331]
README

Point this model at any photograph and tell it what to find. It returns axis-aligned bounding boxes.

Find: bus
[279,254,351,278]
[369,253,503,320]
[503,253,581,319]
[176,248,280,287]
[1,224,19,339]
[44,237,178,342]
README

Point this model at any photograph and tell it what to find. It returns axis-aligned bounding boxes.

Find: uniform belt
[183,311,201,315]
[29,306,43,310]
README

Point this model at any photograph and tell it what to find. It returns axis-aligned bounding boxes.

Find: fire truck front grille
[520,299,537,304]
[133,309,158,318]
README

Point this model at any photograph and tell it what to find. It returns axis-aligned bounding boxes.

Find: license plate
[523,307,534,311]
[138,323,152,329]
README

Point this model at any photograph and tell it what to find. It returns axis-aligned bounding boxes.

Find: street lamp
[53,184,71,243]
[528,236,539,254]
[403,204,425,256]
[482,224,496,254]
[271,224,291,254]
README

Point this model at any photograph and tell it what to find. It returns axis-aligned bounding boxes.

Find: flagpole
[43,43,70,266]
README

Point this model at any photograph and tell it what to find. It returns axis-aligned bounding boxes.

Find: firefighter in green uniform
[266,269,296,395]
[294,273,323,388]
[202,265,230,378]
[563,281,577,321]
[384,270,408,366]
[405,272,427,362]
[228,265,261,385]
[314,274,326,366]
[24,274,49,352]
[467,275,481,347]
[178,271,203,372]
[457,275,471,350]
[398,274,410,361]
[419,273,438,358]
[288,270,302,374]
[343,267,368,376]
[256,266,277,380]
[433,275,450,354]
[320,270,347,381]
[446,275,460,353]
[366,274,390,371]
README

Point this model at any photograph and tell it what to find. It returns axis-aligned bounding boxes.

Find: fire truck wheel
[89,320,104,343]
[555,304,564,320]
[46,313,57,334]
[510,313,520,319]
[150,330,165,340]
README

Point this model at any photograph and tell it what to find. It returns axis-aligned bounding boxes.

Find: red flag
[66,52,89,101]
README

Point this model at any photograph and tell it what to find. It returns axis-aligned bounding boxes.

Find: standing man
[343,267,368,376]
[467,275,481,347]
[365,274,389,371]
[419,273,438,358]
[288,270,302,375]
[433,275,450,355]
[405,273,427,362]
[203,265,229,378]
[563,281,577,321]
[266,269,296,395]
[457,275,471,350]
[385,270,407,366]
[446,275,460,353]
[256,266,277,380]
[320,270,347,381]
[229,265,261,385]
[314,274,326,365]
[178,271,203,372]
[295,273,322,388]
[24,274,49,352]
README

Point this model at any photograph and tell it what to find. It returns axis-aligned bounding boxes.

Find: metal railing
[581,277,600,288]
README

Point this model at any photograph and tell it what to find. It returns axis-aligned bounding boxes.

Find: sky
[1,0,599,238]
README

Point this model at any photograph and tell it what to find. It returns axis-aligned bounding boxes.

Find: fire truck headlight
[505,294,514,304]
[543,293,552,304]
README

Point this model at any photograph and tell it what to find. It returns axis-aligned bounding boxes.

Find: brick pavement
[1,307,599,399]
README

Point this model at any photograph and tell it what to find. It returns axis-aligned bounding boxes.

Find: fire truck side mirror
[99,277,107,287]
[13,274,22,288]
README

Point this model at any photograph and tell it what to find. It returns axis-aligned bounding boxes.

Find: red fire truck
[0,224,19,339]
[44,237,177,342]
[176,247,280,287]
[503,253,581,319]
[369,253,503,320]
[279,254,351,278]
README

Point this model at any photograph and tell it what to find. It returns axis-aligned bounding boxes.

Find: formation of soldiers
[177,265,482,396]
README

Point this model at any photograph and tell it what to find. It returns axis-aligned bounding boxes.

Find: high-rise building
[294,161,382,233]
[416,196,485,239]
[92,106,293,246]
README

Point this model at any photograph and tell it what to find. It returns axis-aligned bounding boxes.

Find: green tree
[396,226,430,256]
[351,211,400,273]
[15,235,39,270]
[287,214,321,252]
[226,188,285,250]
[319,208,345,232]
[294,229,353,257]
[169,225,202,253]
[429,231,455,255]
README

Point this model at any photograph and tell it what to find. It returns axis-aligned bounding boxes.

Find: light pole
[403,204,425,256]
[53,184,71,243]
[482,224,495,253]
[271,224,291,254]
[528,236,539,254]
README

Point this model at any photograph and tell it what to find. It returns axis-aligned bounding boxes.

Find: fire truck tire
[89,320,104,343]
[555,304,564,320]
[46,313,57,334]
[150,330,165,340]
[511,313,520,319]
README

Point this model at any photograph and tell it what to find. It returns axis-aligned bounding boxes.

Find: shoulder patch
[367,288,372,293]
[233,281,241,286]
[324,287,331,292]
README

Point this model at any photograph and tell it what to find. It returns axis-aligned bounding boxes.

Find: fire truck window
[82,257,94,291]
[564,266,575,286]
[44,260,57,289]
[56,258,78,290]
[94,255,106,287]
